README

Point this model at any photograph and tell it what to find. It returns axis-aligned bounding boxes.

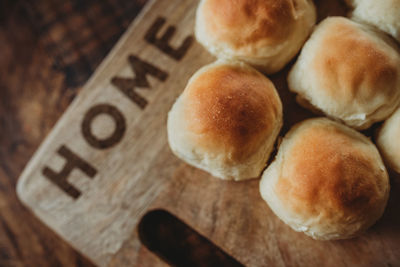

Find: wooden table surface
[0,0,147,266]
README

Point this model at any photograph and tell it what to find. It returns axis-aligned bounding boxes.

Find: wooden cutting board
[16,0,400,266]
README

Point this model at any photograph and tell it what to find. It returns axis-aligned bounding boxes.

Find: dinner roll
[195,0,316,74]
[377,108,400,174]
[167,61,283,181]
[260,118,389,240]
[346,0,400,42]
[288,17,400,130]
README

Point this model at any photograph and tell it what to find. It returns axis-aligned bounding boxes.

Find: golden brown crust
[182,64,281,161]
[276,124,386,219]
[260,118,389,239]
[313,20,397,103]
[196,0,316,74]
[288,17,400,129]
[202,0,296,47]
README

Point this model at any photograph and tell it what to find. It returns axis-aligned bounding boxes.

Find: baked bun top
[346,0,400,42]
[181,61,282,161]
[195,0,316,73]
[167,61,283,180]
[260,118,389,240]
[288,17,400,129]
[200,0,297,49]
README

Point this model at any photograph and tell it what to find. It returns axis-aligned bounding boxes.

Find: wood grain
[17,0,213,265]
[0,0,147,266]
[114,165,400,267]
[15,0,400,266]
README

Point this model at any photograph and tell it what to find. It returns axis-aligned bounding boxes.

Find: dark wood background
[0,0,147,266]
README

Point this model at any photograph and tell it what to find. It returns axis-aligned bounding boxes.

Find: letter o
[81,104,126,149]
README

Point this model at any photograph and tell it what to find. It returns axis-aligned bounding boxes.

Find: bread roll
[195,0,316,74]
[377,108,400,174]
[288,17,400,130]
[167,61,283,181]
[260,118,389,240]
[346,0,400,42]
